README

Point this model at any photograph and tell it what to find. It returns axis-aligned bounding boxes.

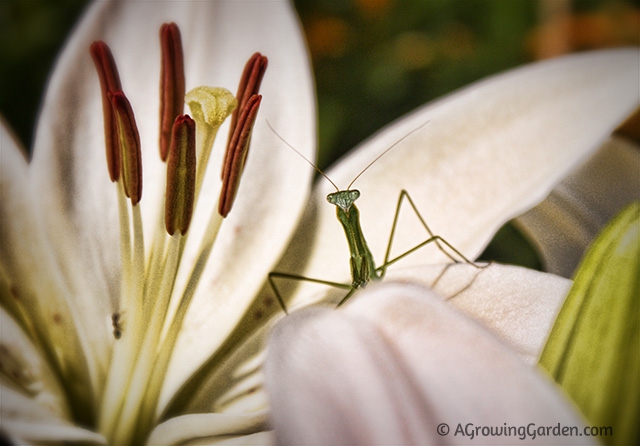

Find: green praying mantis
[267,121,483,314]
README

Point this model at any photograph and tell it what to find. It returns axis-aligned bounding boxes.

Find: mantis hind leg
[377,189,483,277]
[268,271,353,314]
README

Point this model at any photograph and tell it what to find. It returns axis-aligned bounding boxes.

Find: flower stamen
[89,41,122,182]
[222,53,267,179]
[109,91,143,205]
[159,23,185,162]
[227,52,268,146]
[165,115,196,236]
[219,93,262,217]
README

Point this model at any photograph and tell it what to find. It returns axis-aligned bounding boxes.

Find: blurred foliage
[293,0,639,169]
[0,0,638,270]
[477,221,543,269]
[0,0,87,151]
[292,0,638,270]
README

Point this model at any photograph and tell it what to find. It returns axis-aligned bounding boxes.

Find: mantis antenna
[266,119,429,191]
[347,120,429,190]
[265,120,339,192]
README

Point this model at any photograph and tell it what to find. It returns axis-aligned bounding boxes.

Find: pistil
[185,86,237,203]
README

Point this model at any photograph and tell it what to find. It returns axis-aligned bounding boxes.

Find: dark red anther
[223,53,268,179]
[159,23,185,162]
[165,115,196,235]
[110,91,143,205]
[90,41,122,182]
[219,94,262,217]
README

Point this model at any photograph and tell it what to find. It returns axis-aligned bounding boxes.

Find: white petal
[168,321,271,416]
[147,411,270,446]
[0,118,46,306]
[0,119,104,399]
[210,432,273,446]
[19,1,126,383]
[0,386,106,444]
[284,49,638,309]
[0,307,70,419]
[266,283,593,445]
[516,136,640,277]
[384,263,572,364]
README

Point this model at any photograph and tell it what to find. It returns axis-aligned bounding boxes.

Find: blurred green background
[1,0,638,268]
[295,0,638,168]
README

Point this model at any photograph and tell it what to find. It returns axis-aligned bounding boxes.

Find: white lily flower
[1,1,314,444]
[0,0,637,445]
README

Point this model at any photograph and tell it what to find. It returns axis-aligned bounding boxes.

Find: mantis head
[327,189,360,212]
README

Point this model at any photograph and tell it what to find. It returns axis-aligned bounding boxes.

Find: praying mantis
[267,121,483,314]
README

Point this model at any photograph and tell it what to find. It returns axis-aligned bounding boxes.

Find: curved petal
[213,432,273,446]
[166,319,271,417]
[282,49,638,309]
[0,386,106,444]
[0,306,69,419]
[147,411,269,446]
[1,119,101,407]
[266,283,592,445]
[29,0,119,354]
[383,263,572,364]
[26,0,315,408]
[0,118,50,313]
[515,136,640,278]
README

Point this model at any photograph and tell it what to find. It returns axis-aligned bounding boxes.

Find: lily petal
[166,319,271,417]
[28,0,119,368]
[0,386,106,444]
[281,49,638,309]
[0,306,69,420]
[1,118,100,415]
[147,411,270,446]
[0,118,50,315]
[266,282,592,445]
[516,136,640,277]
[384,263,572,364]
